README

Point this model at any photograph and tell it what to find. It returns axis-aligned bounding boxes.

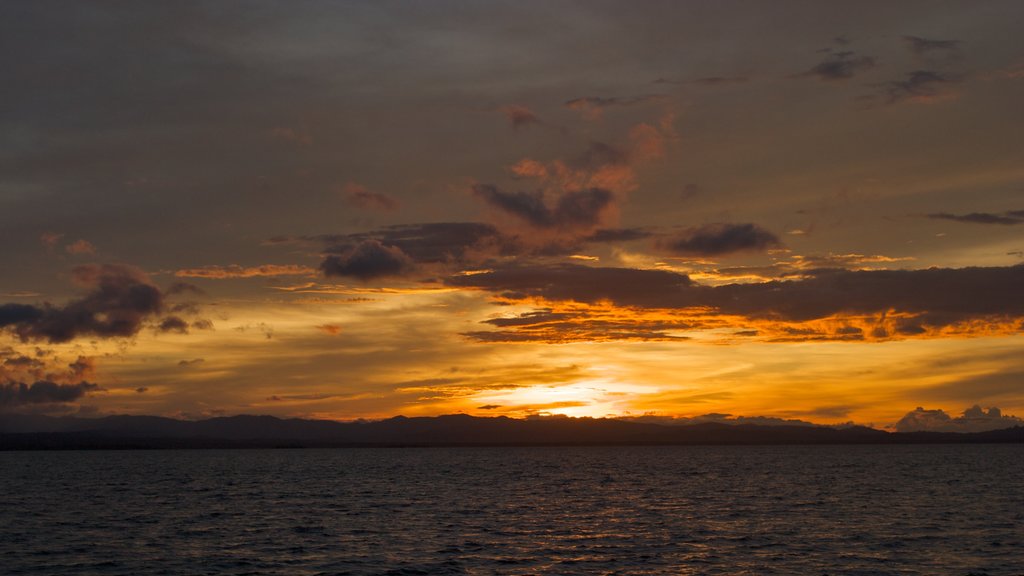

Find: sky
[2,1,1023,430]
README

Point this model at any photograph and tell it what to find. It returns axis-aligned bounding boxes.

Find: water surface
[1,445,1021,575]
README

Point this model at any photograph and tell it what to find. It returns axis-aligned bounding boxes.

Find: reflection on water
[1,445,1022,575]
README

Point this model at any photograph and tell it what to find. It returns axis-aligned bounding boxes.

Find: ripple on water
[0,445,1021,575]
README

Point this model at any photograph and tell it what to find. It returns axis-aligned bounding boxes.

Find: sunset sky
[2,1,1023,429]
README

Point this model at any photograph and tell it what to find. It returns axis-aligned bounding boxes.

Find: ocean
[1,445,1021,575]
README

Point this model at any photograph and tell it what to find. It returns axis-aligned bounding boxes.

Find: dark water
[1,446,1021,575]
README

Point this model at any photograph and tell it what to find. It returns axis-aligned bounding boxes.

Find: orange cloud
[499,105,540,129]
[316,324,342,335]
[65,239,96,255]
[175,265,317,279]
[40,232,64,251]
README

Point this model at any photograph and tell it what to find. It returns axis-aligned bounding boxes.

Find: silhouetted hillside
[1,414,1021,449]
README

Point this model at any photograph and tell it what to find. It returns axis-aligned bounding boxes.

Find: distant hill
[0,413,1021,449]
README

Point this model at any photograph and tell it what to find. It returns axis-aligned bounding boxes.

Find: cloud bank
[894,405,1022,433]
[0,264,164,343]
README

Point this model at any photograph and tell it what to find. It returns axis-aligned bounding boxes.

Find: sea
[1,445,1021,575]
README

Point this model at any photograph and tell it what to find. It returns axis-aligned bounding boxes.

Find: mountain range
[1,414,1021,449]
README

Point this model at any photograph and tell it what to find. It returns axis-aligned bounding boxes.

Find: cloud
[191,319,214,331]
[472,184,616,233]
[894,405,1022,433]
[65,239,96,255]
[0,380,100,409]
[316,324,342,335]
[310,222,511,265]
[40,234,95,255]
[342,182,400,211]
[178,358,205,367]
[575,141,630,170]
[447,264,693,308]
[584,228,653,243]
[798,51,876,81]
[288,220,651,278]
[984,64,1024,81]
[506,139,641,201]
[68,356,96,380]
[878,70,957,104]
[903,36,960,56]
[654,76,749,86]
[564,94,666,119]
[620,413,820,427]
[320,239,414,280]
[712,253,914,281]
[40,232,64,251]
[448,263,1024,340]
[166,282,205,295]
[175,264,318,278]
[0,264,164,343]
[157,316,190,334]
[657,223,781,257]
[265,392,355,402]
[500,105,541,129]
[928,211,1024,225]
[463,306,692,343]
[393,364,587,398]
[0,353,97,389]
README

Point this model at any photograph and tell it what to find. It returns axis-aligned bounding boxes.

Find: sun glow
[469,377,660,418]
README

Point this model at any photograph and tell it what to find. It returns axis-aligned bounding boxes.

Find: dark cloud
[657,223,781,257]
[620,413,818,427]
[798,51,876,81]
[2,355,43,369]
[928,211,1024,225]
[0,304,44,326]
[320,239,414,280]
[158,316,190,334]
[343,183,400,212]
[500,105,541,129]
[447,264,693,308]
[315,222,511,265]
[878,70,956,104]
[448,263,1024,327]
[573,141,630,170]
[584,228,653,243]
[175,264,317,279]
[0,264,164,343]
[166,282,205,295]
[68,356,95,380]
[191,319,214,331]
[706,265,1024,324]
[476,404,502,410]
[296,220,650,277]
[903,36,960,56]
[0,380,100,408]
[894,405,1021,433]
[178,358,205,367]
[465,307,691,343]
[713,253,913,281]
[472,184,615,232]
